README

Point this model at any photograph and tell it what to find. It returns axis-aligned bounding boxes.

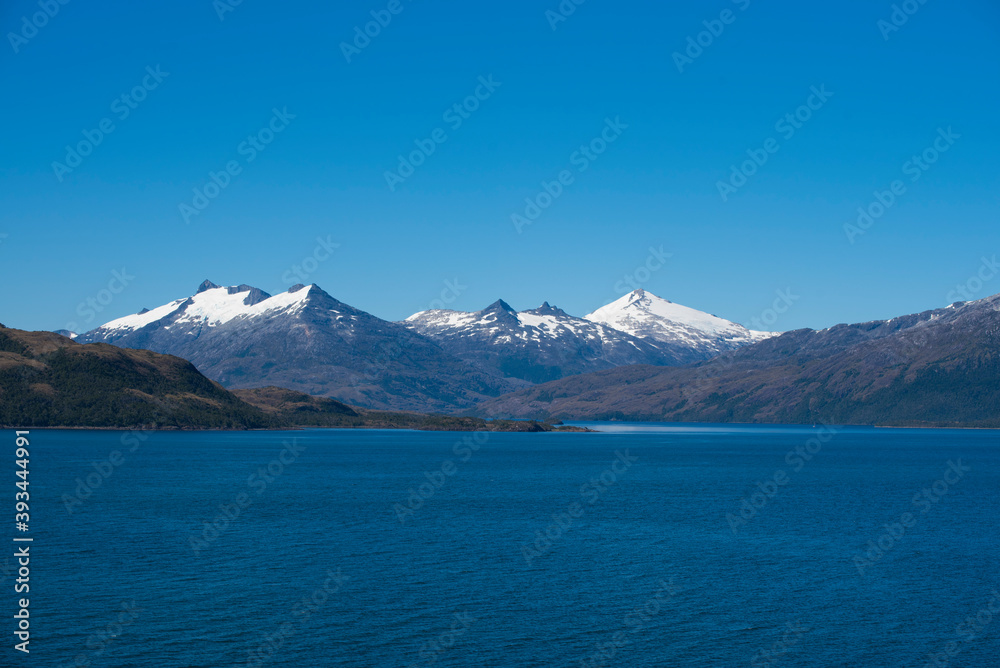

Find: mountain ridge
[76,281,769,411]
[475,293,1000,427]
[401,297,693,384]
[77,281,518,412]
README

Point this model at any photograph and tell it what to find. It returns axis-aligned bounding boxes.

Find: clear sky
[2,0,999,334]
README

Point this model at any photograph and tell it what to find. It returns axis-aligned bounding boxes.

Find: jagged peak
[194,282,274,306]
[298,284,335,301]
[227,285,272,306]
[137,307,150,315]
[625,288,673,306]
[480,299,516,314]
[197,279,221,294]
[530,302,570,317]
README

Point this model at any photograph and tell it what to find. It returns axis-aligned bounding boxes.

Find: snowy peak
[585,289,776,355]
[528,302,570,317]
[475,299,520,326]
[401,299,690,383]
[226,284,272,306]
[479,299,516,315]
[197,279,221,294]
[86,281,318,337]
[589,289,742,336]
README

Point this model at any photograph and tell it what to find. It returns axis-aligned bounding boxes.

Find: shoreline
[7,422,996,433]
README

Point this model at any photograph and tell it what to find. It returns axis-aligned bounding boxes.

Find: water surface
[17,425,1000,666]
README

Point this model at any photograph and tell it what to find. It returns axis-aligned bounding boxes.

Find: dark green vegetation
[0,325,270,429]
[0,326,585,431]
[477,296,1000,428]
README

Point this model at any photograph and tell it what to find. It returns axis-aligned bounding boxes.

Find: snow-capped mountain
[479,291,1000,426]
[585,289,775,357]
[75,281,779,413]
[403,299,696,383]
[78,280,517,412]
[85,280,301,343]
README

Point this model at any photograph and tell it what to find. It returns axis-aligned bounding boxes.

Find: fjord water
[23,426,1000,667]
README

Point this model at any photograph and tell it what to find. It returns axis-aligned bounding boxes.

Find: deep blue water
[9,425,1000,667]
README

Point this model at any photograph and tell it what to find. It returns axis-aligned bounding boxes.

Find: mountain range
[476,293,1000,428]
[76,281,514,412]
[0,323,578,431]
[75,281,761,411]
[402,293,721,384]
[59,278,1000,427]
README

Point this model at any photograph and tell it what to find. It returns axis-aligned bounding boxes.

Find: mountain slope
[477,294,1000,428]
[0,325,271,429]
[0,327,577,431]
[78,281,517,412]
[402,299,692,383]
[585,289,774,357]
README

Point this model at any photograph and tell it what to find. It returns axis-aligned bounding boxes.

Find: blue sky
[2,0,999,334]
